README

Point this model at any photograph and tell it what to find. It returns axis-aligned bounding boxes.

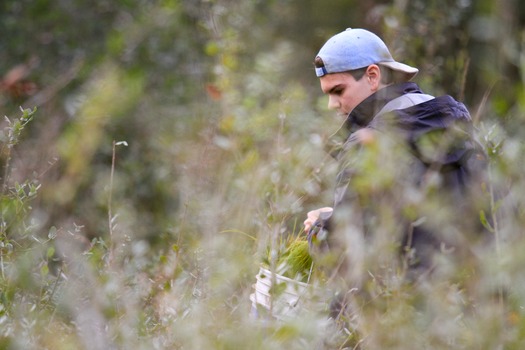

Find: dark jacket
[308,82,486,279]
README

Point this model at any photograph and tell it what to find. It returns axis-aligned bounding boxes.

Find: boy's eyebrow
[326,84,343,94]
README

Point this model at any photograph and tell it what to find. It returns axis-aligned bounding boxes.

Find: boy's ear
[366,64,381,90]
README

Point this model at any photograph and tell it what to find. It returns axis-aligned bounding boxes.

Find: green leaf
[40,264,49,277]
[479,210,494,233]
[48,226,58,240]
[273,324,300,341]
[269,282,286,297]
[46,246,55,258]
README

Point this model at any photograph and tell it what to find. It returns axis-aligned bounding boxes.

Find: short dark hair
[347,67,368,81]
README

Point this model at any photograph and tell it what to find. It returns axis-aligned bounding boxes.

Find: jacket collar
[326,82,424,158]
[346,82,423,131]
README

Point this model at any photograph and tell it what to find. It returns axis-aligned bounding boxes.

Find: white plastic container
[250,266,311,320]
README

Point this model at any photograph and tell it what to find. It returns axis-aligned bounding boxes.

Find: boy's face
[319,70,376,119]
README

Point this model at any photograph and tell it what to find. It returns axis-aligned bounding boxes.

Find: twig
[0,248,4,280]
[108,141,116,240]
[458,56,470,102]
[488,163,503,307]
[107,140,127,265]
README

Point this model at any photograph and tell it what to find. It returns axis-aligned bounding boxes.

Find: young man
[305,28,485,289]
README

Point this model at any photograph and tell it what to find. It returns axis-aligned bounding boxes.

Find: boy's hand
[304,207,333,233]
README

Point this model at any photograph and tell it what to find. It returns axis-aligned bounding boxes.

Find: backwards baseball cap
[315,28,418,80]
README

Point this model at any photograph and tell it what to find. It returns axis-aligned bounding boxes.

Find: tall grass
[2,77,525,350]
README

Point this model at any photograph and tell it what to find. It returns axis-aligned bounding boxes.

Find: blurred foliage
[0,0,525,348]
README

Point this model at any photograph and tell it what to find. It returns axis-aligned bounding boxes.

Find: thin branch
[108,140,116,240]
[107,140,127,266]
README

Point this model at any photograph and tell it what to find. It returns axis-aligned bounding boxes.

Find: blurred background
[1,0,525,348]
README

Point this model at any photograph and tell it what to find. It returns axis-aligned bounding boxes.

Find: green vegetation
[1,0,525,348]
